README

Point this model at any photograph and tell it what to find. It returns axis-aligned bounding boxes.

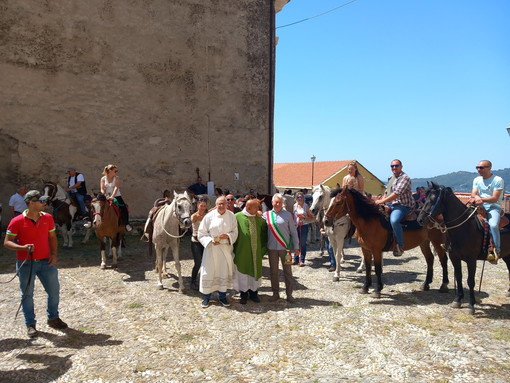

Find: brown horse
[324,187,448,298]
[91,194,125,269]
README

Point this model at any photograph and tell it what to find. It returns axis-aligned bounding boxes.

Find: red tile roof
[274,160,352,188]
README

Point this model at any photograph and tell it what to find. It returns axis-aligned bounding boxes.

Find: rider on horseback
[66,166,88,220]
[469,160,504,264]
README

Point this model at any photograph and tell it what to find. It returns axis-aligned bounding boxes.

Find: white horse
[310,185,366,281]
[41,182,92,248]
[149,191,193,292]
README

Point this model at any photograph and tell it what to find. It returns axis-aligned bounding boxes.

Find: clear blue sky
[274,0,510,181]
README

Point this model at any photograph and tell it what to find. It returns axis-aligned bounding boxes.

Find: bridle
[324,195,349,224]
[421,186,478,233]
[161,196,191,238]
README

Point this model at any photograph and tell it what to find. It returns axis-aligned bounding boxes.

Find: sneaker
[292,261,299,265]
[299,262,306,267]
[219,297,230,307]
[126,224,133,232]
[47,317,68,330]
[201,298,210,308]
[240,292,248,305]
[27,324,38,338]
[83,221,92,229]
[328,266,336,272]
[393,244,404,257]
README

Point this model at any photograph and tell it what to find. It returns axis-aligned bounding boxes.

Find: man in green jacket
[233,199,268,304]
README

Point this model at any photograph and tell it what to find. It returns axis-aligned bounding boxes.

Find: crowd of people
[2,159,504,336]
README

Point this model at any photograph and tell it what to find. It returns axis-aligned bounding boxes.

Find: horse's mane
[331,187,384,219]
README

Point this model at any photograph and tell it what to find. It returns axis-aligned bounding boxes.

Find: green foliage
[412,168,510,193]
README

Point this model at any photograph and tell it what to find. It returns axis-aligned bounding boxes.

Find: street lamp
[311,155,316,187]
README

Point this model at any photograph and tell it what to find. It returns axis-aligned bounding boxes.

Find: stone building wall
[0,0,281,221]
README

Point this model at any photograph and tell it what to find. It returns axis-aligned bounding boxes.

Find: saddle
[379,206,422,252]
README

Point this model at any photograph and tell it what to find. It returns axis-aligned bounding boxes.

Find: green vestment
[233,212,268,280]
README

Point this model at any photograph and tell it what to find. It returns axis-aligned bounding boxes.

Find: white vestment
[198,209,238,294]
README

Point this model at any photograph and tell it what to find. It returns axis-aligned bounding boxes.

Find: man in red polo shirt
[4,190,68,338]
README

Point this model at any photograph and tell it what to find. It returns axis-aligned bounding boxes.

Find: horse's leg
[372,250,384,298]
[154,245,164,289]
[332,232,344,282]
[419,241,434,291]
[503,256,510,297]
[99,236,107,269]
[82,228,91,244]
[116,233,123,259]
[432,241,449,293]
[60,225,68,248]
[465,260,477,315]
[357,252,366,274]
[67,224,74,248]
[111,241,118,269]
[170,239,184,293]
[360,247,372,294]
[450,255,464,308]
[162,247,170,277]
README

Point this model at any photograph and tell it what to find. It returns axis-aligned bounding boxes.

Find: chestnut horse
[91,194,125,269]
[417,182,510,314]
[324,187,448,298]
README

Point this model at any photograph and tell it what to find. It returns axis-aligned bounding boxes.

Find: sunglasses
[297,196,304,199]
[226,198,235,201]
[390,164,401,168]
[31,199,47,203]
[198,198,208,202]
[475,166,487,170]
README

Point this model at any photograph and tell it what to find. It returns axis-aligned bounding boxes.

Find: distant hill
[412,168,510,193]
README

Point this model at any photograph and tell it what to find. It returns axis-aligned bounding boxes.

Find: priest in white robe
[198,196,238,308]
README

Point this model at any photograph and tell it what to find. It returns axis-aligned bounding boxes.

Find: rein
[161,198,190,239]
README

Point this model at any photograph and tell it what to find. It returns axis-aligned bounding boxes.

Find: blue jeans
[203,291,227,300]
[325,235,335,267]
[70,192,87,216]
[390,204,411,247]
[487,206,502,252]
[17,259,60,326]
[294,224,309,263]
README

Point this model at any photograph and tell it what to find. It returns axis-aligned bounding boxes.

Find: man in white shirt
[9,186,28,218]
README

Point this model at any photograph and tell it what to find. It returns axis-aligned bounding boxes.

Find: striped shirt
[391,172,414,208]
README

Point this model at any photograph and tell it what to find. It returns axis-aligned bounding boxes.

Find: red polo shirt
[6,211,56,261]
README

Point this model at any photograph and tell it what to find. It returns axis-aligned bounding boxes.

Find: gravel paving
[1,231,510,383]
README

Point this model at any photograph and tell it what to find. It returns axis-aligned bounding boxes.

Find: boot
[248,289,260,303]
[240,291,248,304]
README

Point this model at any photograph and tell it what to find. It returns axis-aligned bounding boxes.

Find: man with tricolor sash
[263,193,300,303]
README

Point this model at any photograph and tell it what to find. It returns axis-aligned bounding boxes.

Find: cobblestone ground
[1,231,509,383]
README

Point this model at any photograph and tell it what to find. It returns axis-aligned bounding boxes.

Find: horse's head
[173,191,193,228]
[90,194,107,227]
[310,184,330,217]
[417,182,446,226]
[42,181,58,202]
[323,188,349,226]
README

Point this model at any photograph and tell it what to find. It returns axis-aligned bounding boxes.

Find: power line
[276,0,359,30]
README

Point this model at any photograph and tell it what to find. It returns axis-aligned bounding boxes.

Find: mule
[41,181,92,248]
[310,184,365,277]
[417,182,510,314]
[91,194,125,269]
[150,191,193,292]
[324,187,449,298]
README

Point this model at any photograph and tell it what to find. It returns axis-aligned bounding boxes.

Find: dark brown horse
[324,187,448,298]
[417,182,510,314]
[91,194,125,269]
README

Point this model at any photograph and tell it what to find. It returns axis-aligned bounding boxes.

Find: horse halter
[43,182,58,201]
[173,197,191,227]
[324,195,349,223]
[422,186,477,233]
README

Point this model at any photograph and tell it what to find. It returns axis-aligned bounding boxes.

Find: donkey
[150,191,193,292]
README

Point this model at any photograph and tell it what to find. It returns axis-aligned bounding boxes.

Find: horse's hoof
[100,264,106,270]
[360,288,369,294]
[439,285,449,293]
[465,306,475,315]
[356,268,364,274]
[112,264,118,269]
[157,285,164,290]
[179,289,185,294]
[450,301,461,309]
[420,283,430,291]
[371,291,381,299]
[332,276,339,282]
